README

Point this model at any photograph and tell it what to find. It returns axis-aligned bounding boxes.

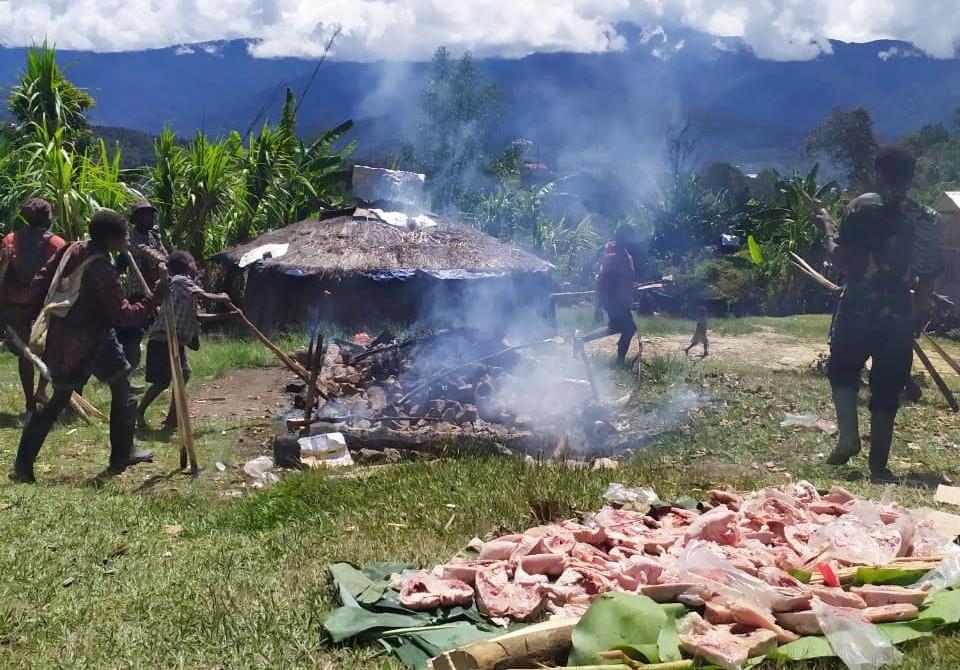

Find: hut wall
[241,266,555,336]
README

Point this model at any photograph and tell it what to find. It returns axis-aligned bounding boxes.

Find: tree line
[0,45,952,318]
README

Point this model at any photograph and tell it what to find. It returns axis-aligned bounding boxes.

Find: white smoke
[0,0,958,62]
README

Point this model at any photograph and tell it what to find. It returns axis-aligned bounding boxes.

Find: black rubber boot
[12,390,72,483]
[826,387,861,465]
[108,399,153,473]
[869,410,899,483]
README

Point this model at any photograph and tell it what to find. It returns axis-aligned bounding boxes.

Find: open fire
[284,327,624,458]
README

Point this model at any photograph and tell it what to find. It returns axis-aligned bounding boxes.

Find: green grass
[0,317,958,668]
[557,307,833,341]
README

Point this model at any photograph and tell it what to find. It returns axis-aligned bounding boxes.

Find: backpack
[29,244,105,354]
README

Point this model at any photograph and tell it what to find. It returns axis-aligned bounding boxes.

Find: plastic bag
[809,521,885,566]
[914,553,960,594]
[675,541,778,610]
[811,599,902,670]
[243,456,280,487]
[603,482,659,507]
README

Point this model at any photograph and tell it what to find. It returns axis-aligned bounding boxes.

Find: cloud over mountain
[0,0,958,61]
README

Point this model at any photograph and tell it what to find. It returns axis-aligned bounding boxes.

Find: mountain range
[1,27,959,172]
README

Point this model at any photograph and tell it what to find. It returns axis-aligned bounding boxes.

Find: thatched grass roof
[216,210,554,278]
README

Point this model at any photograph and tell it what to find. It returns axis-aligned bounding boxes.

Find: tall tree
[805,107,878,189]
[416,47,502,210]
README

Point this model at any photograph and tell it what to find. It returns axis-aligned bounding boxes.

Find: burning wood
[286,328,600,454]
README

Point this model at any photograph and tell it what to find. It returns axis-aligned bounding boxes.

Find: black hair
[21,197,53,228]
[168,250,196,276]
[88,209,127,243]
[874,145,916,188]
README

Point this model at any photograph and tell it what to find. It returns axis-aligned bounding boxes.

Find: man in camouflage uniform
[116,200,168,373]
[815,146,943,483]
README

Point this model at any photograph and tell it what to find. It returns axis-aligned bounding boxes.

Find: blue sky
[0,0,958,61]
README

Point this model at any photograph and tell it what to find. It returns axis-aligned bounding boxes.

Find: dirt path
[585,329,829,370]
[190,367,296,422]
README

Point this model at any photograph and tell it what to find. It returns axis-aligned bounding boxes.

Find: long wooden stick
[231,306,329,400]
[3,323,104,422]
[302,330,323,432]
[913,342,959,412]
[921,332,960,377]
[124,251,198,472]
[162,292,198,472]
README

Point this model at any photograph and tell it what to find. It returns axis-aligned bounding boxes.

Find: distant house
[934,192,960,301]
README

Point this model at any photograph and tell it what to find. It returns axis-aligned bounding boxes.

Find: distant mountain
[2,29,959,174]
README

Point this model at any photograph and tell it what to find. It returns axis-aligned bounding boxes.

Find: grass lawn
[0,317,958,668]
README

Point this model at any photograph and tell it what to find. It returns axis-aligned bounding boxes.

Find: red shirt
[596,240,635,311]
[1,230,66,305]
[30,241,161,376]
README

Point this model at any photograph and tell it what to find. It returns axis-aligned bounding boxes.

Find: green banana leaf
[919,588,960,625]
[330,562,391,604]
[772,635,834,661]
[747,235,763,266]
[567,592,685,666]
[324,605,430,643]
[853,566,930,586]
[787,569,812,584]
[771,619,940,662]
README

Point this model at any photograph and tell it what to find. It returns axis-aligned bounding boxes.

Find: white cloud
[0,0,957,61]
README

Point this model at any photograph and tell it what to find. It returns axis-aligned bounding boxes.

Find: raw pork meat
[399,572,474,610]
[475,563,543,621]
[679,613,778,670]
[850,584,931,608]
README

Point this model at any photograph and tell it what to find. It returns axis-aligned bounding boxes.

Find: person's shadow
[0,412,23,429]
[902,470,951,490]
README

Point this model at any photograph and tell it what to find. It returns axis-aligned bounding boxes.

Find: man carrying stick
[809,146,943,483]
[1,198,65,417]
[10,210,168,483]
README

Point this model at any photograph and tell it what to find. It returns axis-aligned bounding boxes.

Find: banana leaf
[747,235,763,266]
[919,588,960,625]
[324,605,430,643]
[771,619,939,662]
[853,566,930,586]
[568,592,685,666]
[379,622,498,670]
[330,562,393,604]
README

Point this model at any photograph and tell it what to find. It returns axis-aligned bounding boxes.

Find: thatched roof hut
[215,207,556,334]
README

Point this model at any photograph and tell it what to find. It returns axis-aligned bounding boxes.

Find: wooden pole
[921,332,960,377]
[302,330,324,433]
[913,342,959,413]
[3,323,104,422]
[231,306,329,400]
[162,291,198,472]
[124,251,198,472]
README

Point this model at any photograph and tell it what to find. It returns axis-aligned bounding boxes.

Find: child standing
[138,251,233,430]
[685,306,709,357]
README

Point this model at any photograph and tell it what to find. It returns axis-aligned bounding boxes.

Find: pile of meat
[397,481,952,668]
